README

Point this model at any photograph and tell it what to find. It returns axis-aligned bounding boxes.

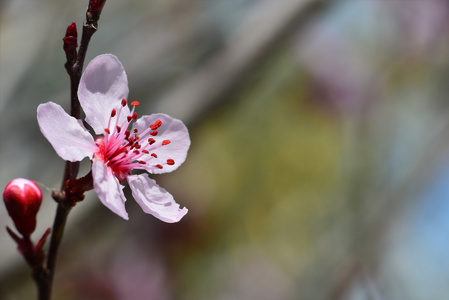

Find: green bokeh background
[2,0,449,299]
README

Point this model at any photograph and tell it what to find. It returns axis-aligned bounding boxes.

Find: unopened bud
[88,0,106,14]
[3,179,42,236]
[63,21,78,54]
[87,0,107,26]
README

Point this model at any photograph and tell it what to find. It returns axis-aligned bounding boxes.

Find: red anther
[150,131,158,136]
[116,126,121,133]
[134,144,141,149]
[127,116,132,122]
[142,150,149,154]
[121,99,127,107]
[131,101,140,106]
[151,153,158,158]
[167,159,175,165]
[111,109,116,117]
[125,130,131,138]
[3,179,42,236]
[138,161,146,164]
[104,128,110,134]
[133,128,138,133]
[162,140,171,145]
[150,120,162,130]
[133,150,140,155]
[148,138,155,145]
[156,164,163,169]
[132,112,137,121]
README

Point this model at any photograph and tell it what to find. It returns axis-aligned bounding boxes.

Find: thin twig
[33,3,104,298]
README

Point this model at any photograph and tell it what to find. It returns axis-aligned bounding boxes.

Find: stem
[44,203,72,298]
[33,265,51,300]
[33,15,100,300]
[66,23,96,121]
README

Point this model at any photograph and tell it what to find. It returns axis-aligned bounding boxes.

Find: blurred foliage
[170,47,344,298]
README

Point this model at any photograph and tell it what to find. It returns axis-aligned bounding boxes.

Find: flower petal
[37,102,96,162]
[134,113,190,174]
[92,159,129,220]
[78,54,130,135]
[127,174,188,223]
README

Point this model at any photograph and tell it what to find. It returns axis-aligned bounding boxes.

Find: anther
[127,116,132,122]
[151,153,157,158]
[148,138,155,145]
[104,128,110,134]
[138,161,146,164]
[132,112,137,121]
[150,120,162,130]
[121,99,127,107]
[116,126,121,133]
[125,130,131,138]
[162,140,171,145]
[142,150,149,154]
[150,131,158,136]
[155,164,163,169]
[133,128,138,133]
[131,101,140,106]
[167,159,175,165]
[111,109,116,117]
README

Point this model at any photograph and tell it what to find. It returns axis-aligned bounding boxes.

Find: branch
[32,2,106,299]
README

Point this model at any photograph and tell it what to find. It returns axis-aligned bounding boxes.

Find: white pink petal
[127,174,188,223]
[37,102,96,162]
[92,159,129,220]
[78,54,130,135]
[133,113,190,174]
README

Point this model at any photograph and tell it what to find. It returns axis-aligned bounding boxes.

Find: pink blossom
[37,54,190,222]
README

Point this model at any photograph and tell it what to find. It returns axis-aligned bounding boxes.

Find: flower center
[93,99,175,182]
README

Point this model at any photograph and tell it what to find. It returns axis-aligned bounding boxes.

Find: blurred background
[2,0,449,299]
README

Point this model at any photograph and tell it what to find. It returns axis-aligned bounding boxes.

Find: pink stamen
[94,98,175,181]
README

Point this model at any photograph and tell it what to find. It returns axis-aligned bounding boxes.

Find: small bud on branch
[63,22,78,65]
[3,178,42,237]
[87,0,107,28]
[63,22,78,52]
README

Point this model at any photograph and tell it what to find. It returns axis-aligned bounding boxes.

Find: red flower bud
[63,21,78,54]
[88,0,107,15]
[86,0,107,27]
[65,21,78,39]
[3,179,42,236]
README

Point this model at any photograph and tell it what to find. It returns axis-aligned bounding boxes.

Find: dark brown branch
[33,2,105,299]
